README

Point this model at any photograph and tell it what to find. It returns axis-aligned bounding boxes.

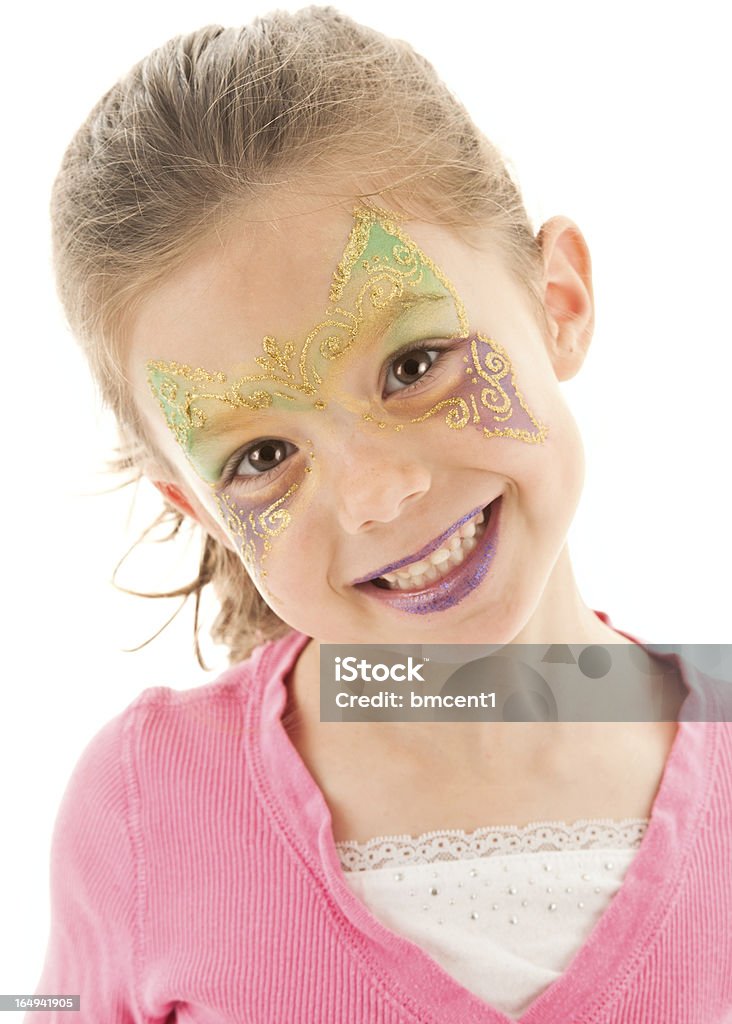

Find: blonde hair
[50,5,547,670]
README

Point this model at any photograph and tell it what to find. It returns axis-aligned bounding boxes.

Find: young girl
[26,7,731,1023]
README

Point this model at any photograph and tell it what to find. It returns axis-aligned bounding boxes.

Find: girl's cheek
[209,450,316,600]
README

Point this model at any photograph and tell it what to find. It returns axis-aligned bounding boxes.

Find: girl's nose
[329,427,431,534]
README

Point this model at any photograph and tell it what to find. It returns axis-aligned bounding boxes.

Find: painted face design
[145,202,548,596]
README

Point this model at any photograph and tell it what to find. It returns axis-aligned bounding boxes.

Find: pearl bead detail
[338,823,639,941]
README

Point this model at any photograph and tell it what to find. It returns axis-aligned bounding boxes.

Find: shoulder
[120,633,293,737]
[35,631,303,1008]
[125,629,302,732]
[60,643,261,812]
[128,644,264,715]
[60,629,303,835]
[127,629,300,714]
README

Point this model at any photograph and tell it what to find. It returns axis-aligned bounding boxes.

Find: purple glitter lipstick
[354,495,502,614]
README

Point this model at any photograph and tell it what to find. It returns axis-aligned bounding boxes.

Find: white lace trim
[335,817,650,871]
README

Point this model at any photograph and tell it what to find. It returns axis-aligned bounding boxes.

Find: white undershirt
[335,818,648,1019]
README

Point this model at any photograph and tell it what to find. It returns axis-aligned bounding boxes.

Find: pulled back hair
[50,4,547,670]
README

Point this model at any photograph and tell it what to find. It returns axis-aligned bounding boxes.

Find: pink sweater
[26,612,732,1023]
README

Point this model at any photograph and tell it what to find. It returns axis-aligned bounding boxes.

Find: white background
[2,0,730,1008]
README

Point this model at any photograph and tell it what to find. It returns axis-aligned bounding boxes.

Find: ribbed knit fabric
[25,612,732,1024]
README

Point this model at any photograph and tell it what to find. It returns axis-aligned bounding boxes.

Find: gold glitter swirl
[478,347,510,376]
[390,241,425,288]
[367,271,403,309]
[256,485,297,537]
[408,396,472,430]
[480,386,512,420]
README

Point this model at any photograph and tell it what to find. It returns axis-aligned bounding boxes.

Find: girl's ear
[148,479,238,556]
[151,480,202,523]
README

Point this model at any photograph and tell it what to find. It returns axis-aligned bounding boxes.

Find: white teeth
[375,508,490,591]
[406,558,431,578]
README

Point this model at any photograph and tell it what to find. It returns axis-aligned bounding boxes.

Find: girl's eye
[383,342,453,397]
[220,439,295,488]
[219,341,457,488]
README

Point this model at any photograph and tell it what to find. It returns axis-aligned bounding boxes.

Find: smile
[352,495,503,615]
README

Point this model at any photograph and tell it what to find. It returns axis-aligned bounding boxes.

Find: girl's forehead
[128,199,487,378]
[128,197,493,366]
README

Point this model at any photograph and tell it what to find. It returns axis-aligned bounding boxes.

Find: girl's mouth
[353,495,502,615]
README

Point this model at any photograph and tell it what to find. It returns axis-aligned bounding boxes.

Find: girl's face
[127,198,586,644]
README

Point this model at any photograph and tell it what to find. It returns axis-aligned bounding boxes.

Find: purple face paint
[405,334,548,444]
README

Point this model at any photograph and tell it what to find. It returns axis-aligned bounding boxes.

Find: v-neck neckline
[245,613,718,1024]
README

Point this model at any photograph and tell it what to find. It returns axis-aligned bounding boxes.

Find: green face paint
[144,201,548,593]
